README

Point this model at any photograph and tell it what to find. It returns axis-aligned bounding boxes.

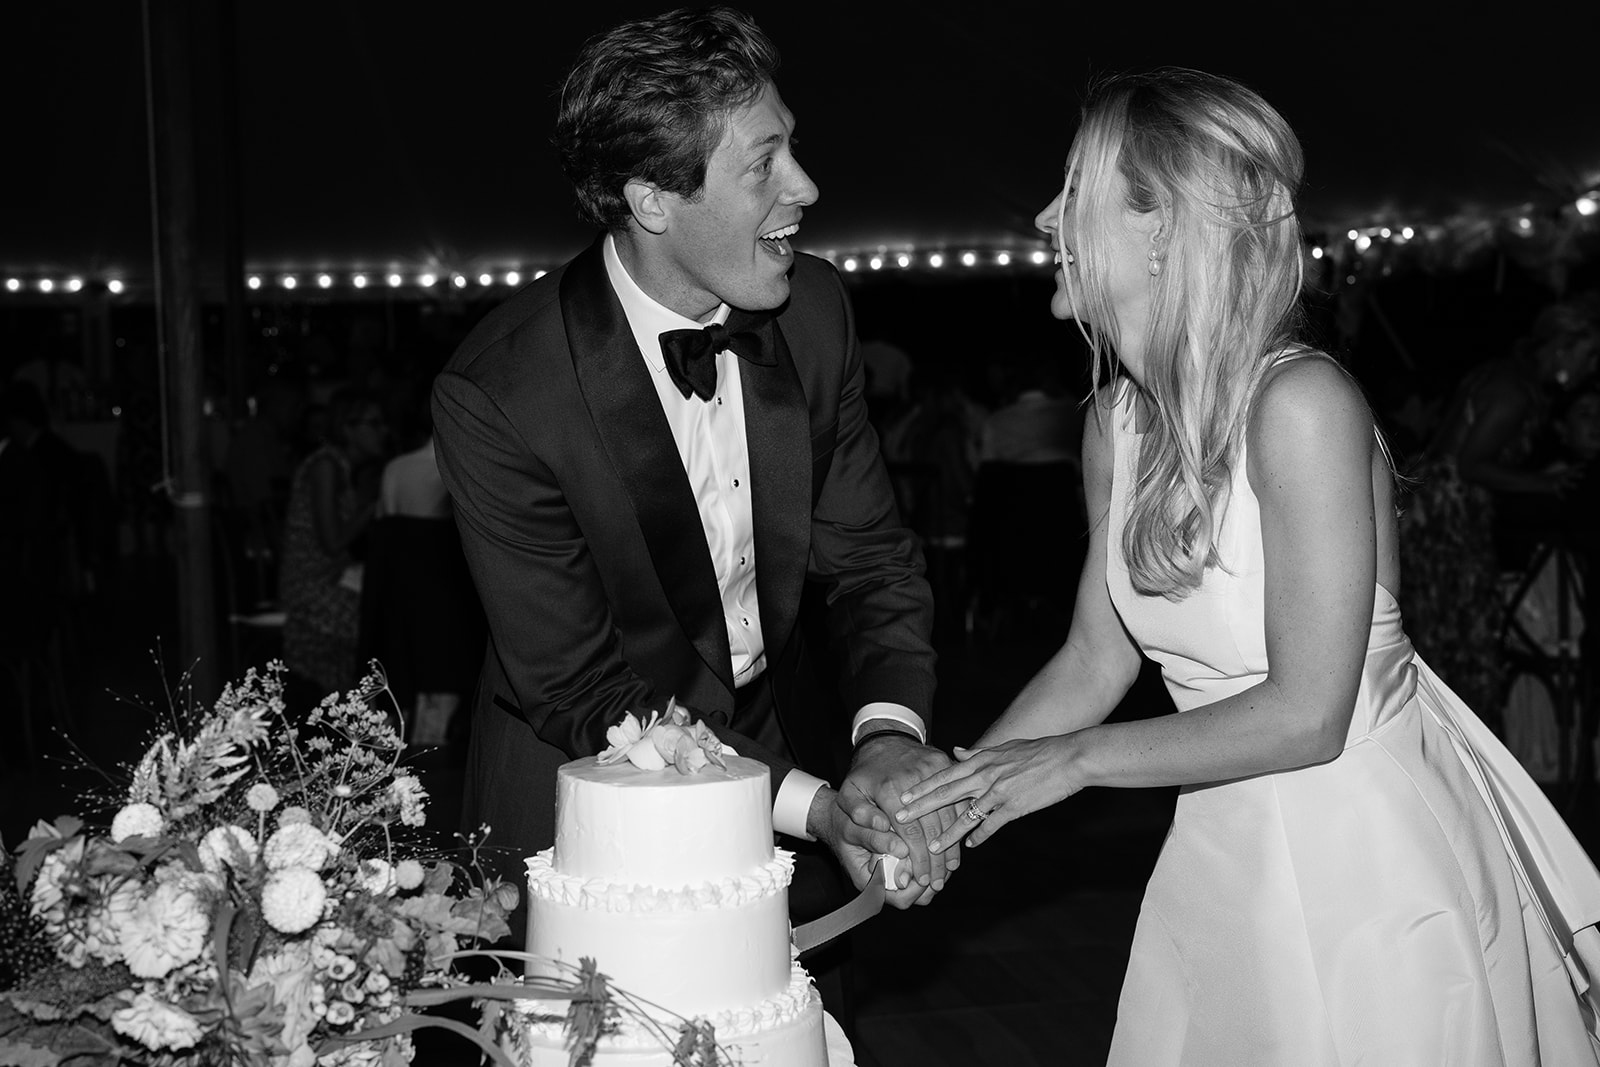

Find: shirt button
[742,617,749,626]
[732,478,740,488]
[717,397,723,405]
[739,555,747,566]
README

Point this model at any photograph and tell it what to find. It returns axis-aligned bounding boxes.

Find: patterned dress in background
[279,445,363,693]
[1395,457,1505,725]
[1396,358,1551,728]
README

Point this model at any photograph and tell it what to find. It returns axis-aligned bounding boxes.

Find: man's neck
[610,229,719,324]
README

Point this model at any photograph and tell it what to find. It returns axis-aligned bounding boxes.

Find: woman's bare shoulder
[1249,354,1374,474]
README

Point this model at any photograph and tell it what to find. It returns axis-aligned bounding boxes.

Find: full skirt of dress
[1107,649,1600,1065]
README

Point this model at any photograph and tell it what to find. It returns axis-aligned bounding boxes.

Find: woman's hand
[893,734,1085,852]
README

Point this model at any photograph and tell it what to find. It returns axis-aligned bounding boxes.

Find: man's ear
[624,179,669,236]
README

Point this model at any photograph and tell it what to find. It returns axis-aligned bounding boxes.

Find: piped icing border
[508,961,819,1047]
[524,847,794,913]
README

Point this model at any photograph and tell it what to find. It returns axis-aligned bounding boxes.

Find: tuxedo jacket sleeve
[431,241,936,802]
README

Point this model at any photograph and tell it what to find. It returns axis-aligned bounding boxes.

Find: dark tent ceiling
[4,1,1596,278]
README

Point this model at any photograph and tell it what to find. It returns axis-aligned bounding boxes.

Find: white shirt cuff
[850,703,926,746]
[774,768,828,841]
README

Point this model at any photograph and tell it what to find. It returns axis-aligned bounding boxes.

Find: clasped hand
[826,734,963,907]
[893,733,1083,852]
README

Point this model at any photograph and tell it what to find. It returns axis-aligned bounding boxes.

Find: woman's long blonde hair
[1061,68,1307,597]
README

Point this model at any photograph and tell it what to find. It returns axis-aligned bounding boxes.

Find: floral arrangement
[597,701,727,774]
[0,663,737,1067]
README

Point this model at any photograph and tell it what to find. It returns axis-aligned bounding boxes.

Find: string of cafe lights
[4,189,1595,299]
[0,244,1058,299]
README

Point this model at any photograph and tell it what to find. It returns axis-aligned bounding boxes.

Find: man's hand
[838,730,961,905]
[806,785,925,910]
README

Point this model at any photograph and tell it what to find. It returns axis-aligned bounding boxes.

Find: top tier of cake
[553,753,774,885]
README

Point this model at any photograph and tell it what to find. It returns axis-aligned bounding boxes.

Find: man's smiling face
[650,81,819,321]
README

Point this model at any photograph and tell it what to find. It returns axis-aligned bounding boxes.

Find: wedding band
[965,802,988,822]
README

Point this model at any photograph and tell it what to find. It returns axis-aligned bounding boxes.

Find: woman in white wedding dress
[895,68,1600,1064]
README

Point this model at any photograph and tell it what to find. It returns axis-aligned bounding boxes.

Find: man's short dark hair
[553,5,780,231]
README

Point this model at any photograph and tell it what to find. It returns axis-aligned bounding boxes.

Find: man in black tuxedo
[431,4,962,1026]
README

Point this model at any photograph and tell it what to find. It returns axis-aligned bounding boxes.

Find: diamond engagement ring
[965,801,988,822]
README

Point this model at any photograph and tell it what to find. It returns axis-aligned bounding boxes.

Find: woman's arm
[1453,381,1579,495]
[972,398,1144,749]
[899,359,1378,846]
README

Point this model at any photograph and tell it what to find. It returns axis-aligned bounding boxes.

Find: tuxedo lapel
[561,241,734,690]
[742,317,811,663]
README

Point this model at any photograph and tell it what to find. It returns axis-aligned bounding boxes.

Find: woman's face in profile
[1035,166,1158,338]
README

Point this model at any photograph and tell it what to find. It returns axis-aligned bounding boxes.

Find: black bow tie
[658,312,775,402]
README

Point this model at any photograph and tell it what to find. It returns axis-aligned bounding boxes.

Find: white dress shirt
[603,237,926,838]
[604,238,820,836]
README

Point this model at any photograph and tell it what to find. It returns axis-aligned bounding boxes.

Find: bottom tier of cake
[503,962,828,1067]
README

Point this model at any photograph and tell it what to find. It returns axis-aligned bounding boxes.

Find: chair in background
[1497,533,1592,809]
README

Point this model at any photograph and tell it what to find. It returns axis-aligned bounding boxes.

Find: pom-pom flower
[395,858,425,890]
[262,867,328,934]
[264,822,337,871]
[110,802,165,843]
[245,782,281,812]
[278,804,312,826]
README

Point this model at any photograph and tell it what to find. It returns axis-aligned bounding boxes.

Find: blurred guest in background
[1555,385,1599,766]
[978,350,1084,468]
[1555,383,1600,564]
[861,337,914,435]
[223,378,305,605]
[1400,293,1599,720]
[878,360,986,546]
[278,387,386,696]
[0,383,52,653]
[10,348,87,405]
[966,351,1088,642]
[114,344,167,557]
[359,389,484,749]
[0,379,116,621]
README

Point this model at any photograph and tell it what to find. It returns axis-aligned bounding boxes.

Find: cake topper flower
[598,699,729,774]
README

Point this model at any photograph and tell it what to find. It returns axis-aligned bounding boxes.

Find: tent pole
[144,0,218,701]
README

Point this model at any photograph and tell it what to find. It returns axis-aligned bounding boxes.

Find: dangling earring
[1148,246,1163,277]
[1065,250,1076,266]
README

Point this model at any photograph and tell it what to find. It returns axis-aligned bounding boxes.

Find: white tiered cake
[509,751,829,1066]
